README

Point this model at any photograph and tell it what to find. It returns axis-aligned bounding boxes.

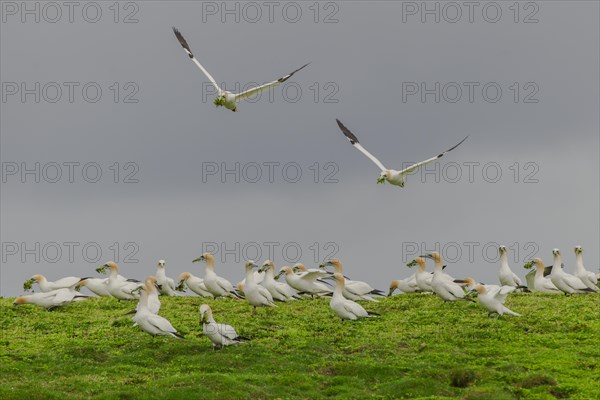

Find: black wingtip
[335,119,359,145]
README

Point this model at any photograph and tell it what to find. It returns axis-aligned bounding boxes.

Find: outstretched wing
[234,63,310,102]
[336,119,387,172]
[398,136,468,175]
[172,27,221,94]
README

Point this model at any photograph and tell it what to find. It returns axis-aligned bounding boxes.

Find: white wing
[336,119,387,172]
[398,136,468,175]
[300,271,330,282]
[173,27,221,94]
[216,323,240,340]
[234,63,310,102]
[147,314,179,335]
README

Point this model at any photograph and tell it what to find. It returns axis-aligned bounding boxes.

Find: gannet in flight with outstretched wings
[335,119,468,187]
[173,27,309,112]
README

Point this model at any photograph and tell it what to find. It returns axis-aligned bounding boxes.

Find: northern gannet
[173,27,309,112]
[473,285,521,317]
[406,257,434,292]
[422,252,471,302]
[200,304,250,349]
[335,119,468,187]
[155,260,178,296]
[320,259,384,301]
[77,277,111,297]
[13,288,89,309]
[573,246,599,292]
[96,262,143,300]
[525,259,561,294]
[330,273,379,320]
[276,266,332,297]
[498,245,526,289]
[243,260,276,312]
[177,272,215,298]
[549,249,595,295]
[23,274,81,293]
[192,253,240,298]
[132,277,183,339]
[259,260,297,301]
[135,275,161,315]
[388,274,420,295]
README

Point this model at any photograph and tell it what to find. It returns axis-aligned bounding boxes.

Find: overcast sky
[1,1,598,297]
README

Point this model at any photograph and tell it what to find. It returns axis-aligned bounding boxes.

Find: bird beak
[420,254,432,259]
[387,288,394,297]
[192,256,205,263]
[275,271,284,280]
[176,281,185,292]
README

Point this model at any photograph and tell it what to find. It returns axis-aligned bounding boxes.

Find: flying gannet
[173,27,309,112]
[335,119,468,187]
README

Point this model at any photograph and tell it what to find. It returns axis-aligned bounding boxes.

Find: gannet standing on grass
[422,252,471,302]
[473,285,522,317]
[97,262,143,300]
[406,257,434,292]
[77,277,110,297]
[243,260,276,313]
[173,27,309,112]
[335,119,468,187]
[549,249,595,295]
[193,253,240,298]
[13,288,89,309]
[573,246,599,291]
[132,277,183,339]
[388,274,420,295]
[259,260,297,301]
[23,274,81,293]
[155,260,178,296]
[320,259,385,301]
[498,245,527,289]
[200,304,250,349]
[525,259,561,294]
[330,273,379,320]
[276,266,332,298]
[176,272,215,298]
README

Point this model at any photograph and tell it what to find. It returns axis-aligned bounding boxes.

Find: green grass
[1,293,598,399]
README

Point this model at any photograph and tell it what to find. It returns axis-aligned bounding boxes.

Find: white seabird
[549,249,595,295]
[155,260,178,296]
[243,260,276,312]
[77,277,111,297]
[335,119,468,187]
[23,274,81,293]
[192,253,240,298]
[13,288,89,309]
[573,246,599,292]
[173,27,309,112]
[259,260,297,301]
[388,274,420,295]
[422,252,471,302]
[330,273,379,320]
[473,285,521,317]
[406,257,434,292]
[525,259,561,294]
[200,304,250,349]
[498,245,526,289]
[276,266,332,298]
[96,261,143,300]
[177,272,215,298]
[320,259,385,301]
[132,277,183,339]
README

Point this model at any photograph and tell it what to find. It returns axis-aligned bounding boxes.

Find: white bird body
[529,259,562,293]
[320,259,384,301]
[200,304,248,348]
[279,266,332,297]
[335,119,468,188]
[424,252,468,302]
[26,275,81,293]
[178,272,214,298]
[550,250,593,294]
[498,246,523,287]
[132,277,181,338]
[99,262,143,300]
[78,277,111,297]
[574,246,599,291]
[389,274,420,295]
[194,253,238,298]
[155,260,178,296]
[330,273,377,320]
[14,288,89,309]
[260,261,296,301]
[411,257,434,292]
[173,27,309,112]
[474,285,521,317]
[243,261,276,311]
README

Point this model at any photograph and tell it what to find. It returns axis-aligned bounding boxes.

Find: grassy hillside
[0,293,598,399]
